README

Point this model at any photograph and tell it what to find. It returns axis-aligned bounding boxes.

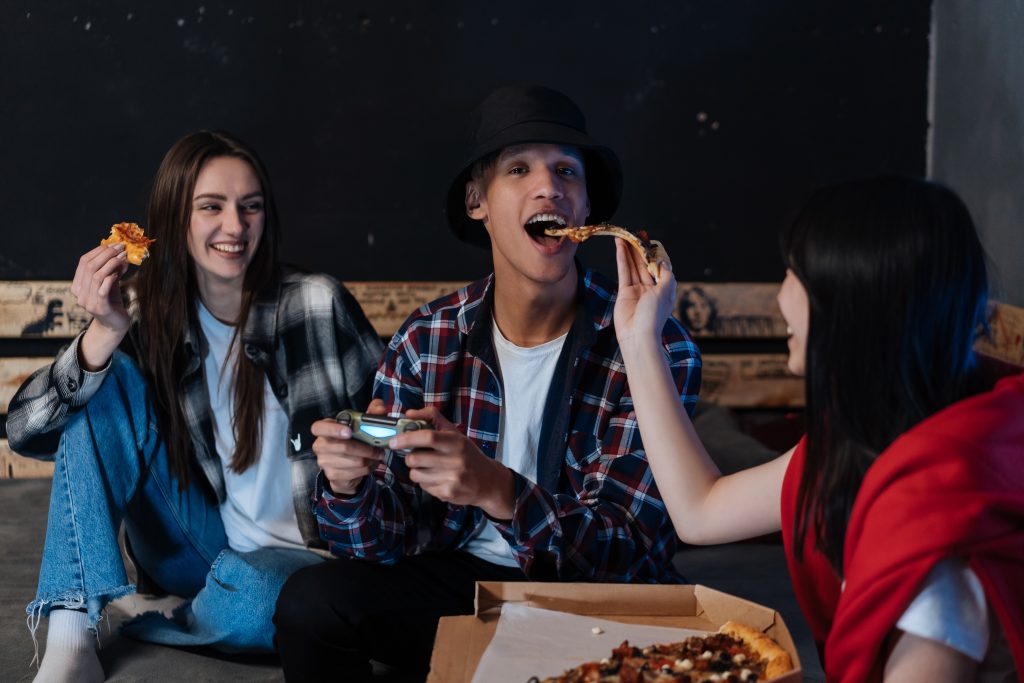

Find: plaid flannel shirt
[314,268,702,582]
[6,268,383,549]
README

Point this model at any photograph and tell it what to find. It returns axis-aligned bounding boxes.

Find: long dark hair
[131,130,281,486]
[784,175,988,574]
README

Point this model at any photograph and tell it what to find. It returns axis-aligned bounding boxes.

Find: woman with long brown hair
[7,130,382,682]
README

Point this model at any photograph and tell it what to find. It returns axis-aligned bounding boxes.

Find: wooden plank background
[0,280,471,341]
[700,354,803,408]
[0,357,49,414]
[1,439,53,479]
[3,280,1022,479]
[3,279,1020,352]
[674,282,787,338]
[0,280,791,340]
[975,301,1024,367]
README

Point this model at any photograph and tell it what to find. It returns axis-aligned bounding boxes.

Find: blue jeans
[27,353,322,652]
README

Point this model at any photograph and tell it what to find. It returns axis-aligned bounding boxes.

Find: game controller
[334,410,432,453]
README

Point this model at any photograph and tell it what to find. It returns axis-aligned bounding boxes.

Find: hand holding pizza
[613,237,676,353]
[392,406,515,521]
[71,241,133,371]
[72,242,131,332]
[71,222,157,370]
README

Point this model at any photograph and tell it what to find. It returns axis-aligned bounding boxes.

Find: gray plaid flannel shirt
[6,268,383,549]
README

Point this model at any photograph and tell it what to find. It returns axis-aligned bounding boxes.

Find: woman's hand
[613,236,789,544]
[72,243,131,332]
[71,243,131,370]
[612,238,676,352]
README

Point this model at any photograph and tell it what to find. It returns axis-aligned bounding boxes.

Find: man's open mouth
[525,213,567,247]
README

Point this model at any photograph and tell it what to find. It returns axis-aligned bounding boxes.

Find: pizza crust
[543,223,671,281]
[719,621,794,679]
[100,222,155,266]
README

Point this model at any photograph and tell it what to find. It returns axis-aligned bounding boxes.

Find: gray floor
[0,478,824,682]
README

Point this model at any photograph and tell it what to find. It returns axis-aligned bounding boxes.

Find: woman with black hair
[6,131,382,682]
[613,175,1023,682]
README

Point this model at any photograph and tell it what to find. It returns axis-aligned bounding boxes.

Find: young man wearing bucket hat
[273,85,702,681]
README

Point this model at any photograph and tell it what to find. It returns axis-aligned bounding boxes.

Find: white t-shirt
[896,558,1016,680]
[198,302,305,553]
[461,318,567,567]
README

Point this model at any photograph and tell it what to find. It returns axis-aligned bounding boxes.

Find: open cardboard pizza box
[428,582,802,682]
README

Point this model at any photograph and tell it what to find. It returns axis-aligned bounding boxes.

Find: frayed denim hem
[25,583,136,668]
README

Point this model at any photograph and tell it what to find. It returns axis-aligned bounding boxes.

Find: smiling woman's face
[187,155,265,295]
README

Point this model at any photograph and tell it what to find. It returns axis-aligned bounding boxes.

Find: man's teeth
[212,243,245,253]
[526,213,567,226]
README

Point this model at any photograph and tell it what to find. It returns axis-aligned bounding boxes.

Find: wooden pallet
[2,280,1020,479]
[1,280,791,341]
[1,439,53,479]
[0,280,469,341]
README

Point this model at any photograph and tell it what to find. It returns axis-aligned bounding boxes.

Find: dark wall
[0,1,931,284]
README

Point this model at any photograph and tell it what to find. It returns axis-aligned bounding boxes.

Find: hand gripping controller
[334,410,431,452]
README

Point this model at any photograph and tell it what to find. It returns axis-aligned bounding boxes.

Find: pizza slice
[543,223,670,280]
[719,621,794,680]
[100,222,156,266]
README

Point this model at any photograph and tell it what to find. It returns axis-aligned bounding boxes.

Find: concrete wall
[930,0,1024,305]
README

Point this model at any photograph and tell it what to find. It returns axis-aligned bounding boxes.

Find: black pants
[273,551,527,682]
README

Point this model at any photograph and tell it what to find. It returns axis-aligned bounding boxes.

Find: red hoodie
[781,373,1024,682]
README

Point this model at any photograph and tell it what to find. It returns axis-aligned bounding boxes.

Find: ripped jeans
[28,353,322,653]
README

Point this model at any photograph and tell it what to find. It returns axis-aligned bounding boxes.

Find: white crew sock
[32,609,104,683]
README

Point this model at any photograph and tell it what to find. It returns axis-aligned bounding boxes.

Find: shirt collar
[459,265,616,338]
[181,272,282,366]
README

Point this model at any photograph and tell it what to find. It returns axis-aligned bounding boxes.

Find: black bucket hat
[445,84,623,248]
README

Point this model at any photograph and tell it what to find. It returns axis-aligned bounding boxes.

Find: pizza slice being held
[100,222,156,266]
[543,223,670,281]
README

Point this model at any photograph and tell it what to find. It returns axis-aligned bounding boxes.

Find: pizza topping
[535,624,792,682]
[100,222,156,266]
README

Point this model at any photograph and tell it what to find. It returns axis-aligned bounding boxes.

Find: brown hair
[131,130,281,486]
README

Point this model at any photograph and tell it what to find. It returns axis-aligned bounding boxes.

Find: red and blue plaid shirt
[314,268,701,582]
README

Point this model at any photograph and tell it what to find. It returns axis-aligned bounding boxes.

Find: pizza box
[427,582,802,683]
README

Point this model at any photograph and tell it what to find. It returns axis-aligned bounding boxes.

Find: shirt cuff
[316,470,373,523]
[53,332,112,407]
[491,470,545,542]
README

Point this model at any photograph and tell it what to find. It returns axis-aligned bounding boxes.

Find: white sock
[33,609,104,683]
